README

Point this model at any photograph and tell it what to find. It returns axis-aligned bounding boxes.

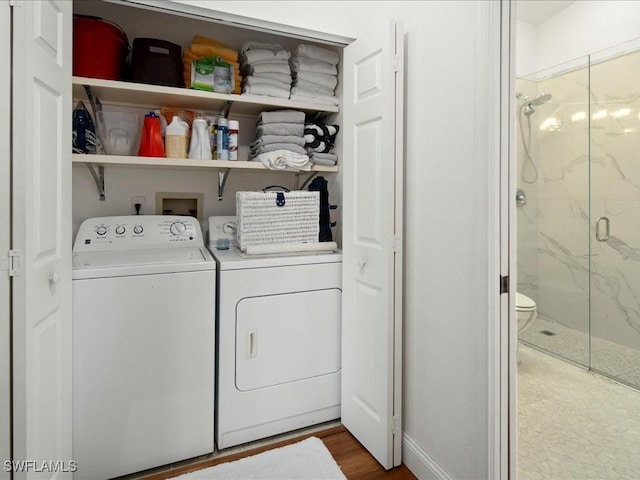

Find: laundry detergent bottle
[138,112,165,157]
[188,114,212,160]
[165,115,188,158]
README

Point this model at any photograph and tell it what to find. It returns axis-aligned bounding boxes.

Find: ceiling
[516,0,574,25]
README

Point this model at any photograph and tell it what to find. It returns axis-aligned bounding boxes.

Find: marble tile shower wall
[517,51,640,361]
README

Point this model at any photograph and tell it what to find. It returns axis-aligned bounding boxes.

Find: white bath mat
[173,437,346,479]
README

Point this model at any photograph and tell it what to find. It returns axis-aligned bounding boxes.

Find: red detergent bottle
[138,112,165,157]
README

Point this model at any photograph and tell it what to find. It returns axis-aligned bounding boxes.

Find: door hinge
[393,55,400,72]
[2,250,21,277]
[500,275,509,294]
[391,415,401,435]
[391,233,401,252]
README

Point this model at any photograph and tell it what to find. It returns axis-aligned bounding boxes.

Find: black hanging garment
[308,176,337,242]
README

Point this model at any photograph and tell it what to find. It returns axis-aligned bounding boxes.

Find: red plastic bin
[73,15,129,81]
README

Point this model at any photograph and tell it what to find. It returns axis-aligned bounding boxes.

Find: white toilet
[516,292,537,333]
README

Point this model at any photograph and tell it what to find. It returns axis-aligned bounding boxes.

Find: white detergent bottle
[188,114,212,160]
[165,115,188,158]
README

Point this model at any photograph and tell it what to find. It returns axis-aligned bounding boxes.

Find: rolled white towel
[294,71,337,90]
[290,57,338,75]
[255,149,311,171]
[296,44,340,65]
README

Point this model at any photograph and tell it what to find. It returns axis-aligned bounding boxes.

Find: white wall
[515,19,537,77]
[163,2,500,478]
[518,0,640,76]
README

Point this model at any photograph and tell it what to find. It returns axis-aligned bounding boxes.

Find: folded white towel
[293,79,334,94]
[242,83,290,99]
[290,93,339,106]
[241,41,282,55]
[258,110,306,125]
[291,85,335,98]
[251,135,306,148]
[257,123,305,137]
[255,149,311,171]
[242,48,290,64]
[294,71,337,90]
[250,143,307,156]
[252,72,292,84]
[310,157,337,167]
[290,57,338,75]
[296,44,340,66]
[243,75,291,89]
[243,61,291,75]
[310,152,338,162]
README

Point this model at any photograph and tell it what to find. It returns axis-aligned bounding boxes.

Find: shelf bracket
[218,169,231,201]
[221,100,233,117]
[86,163,105,201]
[297,172,318,190]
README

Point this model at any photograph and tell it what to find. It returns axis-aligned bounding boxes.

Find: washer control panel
[73,215,204,252]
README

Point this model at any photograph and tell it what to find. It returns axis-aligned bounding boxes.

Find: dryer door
[235,289,341,391]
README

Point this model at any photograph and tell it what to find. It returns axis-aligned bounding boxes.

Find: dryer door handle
[247,330,258,358]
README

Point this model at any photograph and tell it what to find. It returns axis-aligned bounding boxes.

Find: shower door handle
[596,216,610,242]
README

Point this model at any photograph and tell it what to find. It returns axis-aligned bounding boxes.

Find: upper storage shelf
[72,76,340,116]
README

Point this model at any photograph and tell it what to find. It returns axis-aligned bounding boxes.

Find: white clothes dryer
[72,216,216,480]
[208,216,342,450]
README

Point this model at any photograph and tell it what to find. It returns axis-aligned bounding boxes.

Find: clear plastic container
[96,111,141,156]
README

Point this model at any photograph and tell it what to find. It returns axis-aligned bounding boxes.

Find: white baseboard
[402,433,453,480]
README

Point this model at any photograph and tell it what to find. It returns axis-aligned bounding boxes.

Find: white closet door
[12,1,73,477]
[341,20,404,470]
[0,3,11,480]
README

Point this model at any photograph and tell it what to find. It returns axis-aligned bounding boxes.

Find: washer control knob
[115,226,126,235]
[170,221,187,236]
[133,225,144,235]
[96,226,107,236]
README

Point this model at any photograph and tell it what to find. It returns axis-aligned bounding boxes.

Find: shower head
[518,92,552,116]
[530,93,552,106]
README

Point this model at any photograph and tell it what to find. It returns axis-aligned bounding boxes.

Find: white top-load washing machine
[208,216,342,450]
[72,216,216,480]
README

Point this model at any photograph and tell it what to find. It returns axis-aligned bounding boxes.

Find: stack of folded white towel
[251,110,311,171]
[240,42,292,99]
[290,44,340,106]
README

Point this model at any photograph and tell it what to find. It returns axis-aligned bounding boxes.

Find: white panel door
[12,1,73,478]
[0,3,11,480]
[341,20,404,470]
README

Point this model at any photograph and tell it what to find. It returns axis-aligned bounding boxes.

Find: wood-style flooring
[138,425,417,480]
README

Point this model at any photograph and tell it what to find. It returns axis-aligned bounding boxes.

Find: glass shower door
[516,57,591,367]
[589,47,640,389]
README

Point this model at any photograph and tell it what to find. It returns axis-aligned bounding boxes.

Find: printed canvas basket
[236,190,319,250]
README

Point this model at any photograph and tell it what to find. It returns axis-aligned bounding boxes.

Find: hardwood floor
[137,425,417,480]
